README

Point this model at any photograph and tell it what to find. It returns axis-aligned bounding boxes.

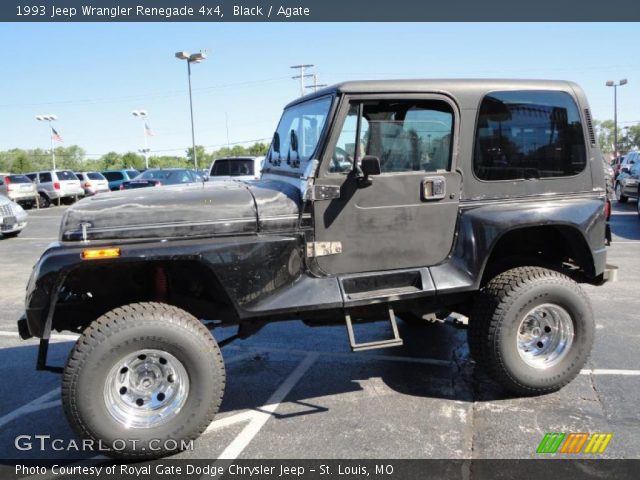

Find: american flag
[144,122,154,137]
[51,126,63,143]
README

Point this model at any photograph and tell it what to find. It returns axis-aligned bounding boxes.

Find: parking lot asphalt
[0,202,639,461]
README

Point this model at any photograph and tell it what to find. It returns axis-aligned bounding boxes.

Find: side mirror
[360,156,381,176]
[621,166,630,174]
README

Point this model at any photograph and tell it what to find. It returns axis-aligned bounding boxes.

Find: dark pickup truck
[18,79,616,458]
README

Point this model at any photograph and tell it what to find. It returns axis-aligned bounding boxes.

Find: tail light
[84,182,92,188]
[53,182,60,190]
[5,177,14,189]
[604,199,611,220]
[155,181,162,186]
[119,184,125,190]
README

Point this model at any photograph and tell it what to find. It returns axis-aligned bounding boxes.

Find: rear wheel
[615,182,628,203]
[37,193,50,208]
[469,267,594,396]
[62,302,225,458]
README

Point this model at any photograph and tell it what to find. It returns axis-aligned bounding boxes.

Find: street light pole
[606,79,628,157]
[175,50,207,171]
[131,110,150,169]
[35,114,58,169]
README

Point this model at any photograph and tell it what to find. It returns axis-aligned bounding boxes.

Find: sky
[0,22,638,158]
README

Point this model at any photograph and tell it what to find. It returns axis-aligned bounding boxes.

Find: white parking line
[580,369,640,376]
[217,353,318,460]
[0,330,79,341]
[0,388,60,429]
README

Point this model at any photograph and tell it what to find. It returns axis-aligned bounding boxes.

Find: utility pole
[290,64,314,96]
[305,74,328,93]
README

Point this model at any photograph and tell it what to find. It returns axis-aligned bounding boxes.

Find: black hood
[60,180,303,242]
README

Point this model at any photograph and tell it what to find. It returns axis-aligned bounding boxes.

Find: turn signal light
[81,247,121,260]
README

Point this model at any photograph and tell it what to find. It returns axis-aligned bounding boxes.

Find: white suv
[26,170,84,207]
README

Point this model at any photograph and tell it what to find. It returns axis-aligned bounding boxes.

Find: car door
[627,159,640,198]
[621,152,637,196]
[312,95,462,275]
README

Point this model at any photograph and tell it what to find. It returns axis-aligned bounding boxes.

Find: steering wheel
[332,146,353,172]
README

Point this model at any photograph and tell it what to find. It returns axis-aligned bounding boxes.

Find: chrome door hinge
[306,241,343,257]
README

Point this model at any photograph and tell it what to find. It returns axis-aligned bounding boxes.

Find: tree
[11,152,33,173]
[186,145,210,168]
[121,152,145,170]
[100,152,123,169]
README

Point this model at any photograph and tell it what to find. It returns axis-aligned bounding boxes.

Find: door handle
[421,176,446,201]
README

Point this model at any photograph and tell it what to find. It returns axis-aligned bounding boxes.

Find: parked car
[18,79,615,459]
[209,156,264,182]
[614,150,639,203]
[25,170,84,207]
[120,168,201,189]
[0,194,27,237]
[75,171,110,196]
[0,174,38,208]
[102,169,140,191]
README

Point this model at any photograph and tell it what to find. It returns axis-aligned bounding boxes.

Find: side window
[474,90,587,181]
[330,100,454,174]
[39,172,52,183]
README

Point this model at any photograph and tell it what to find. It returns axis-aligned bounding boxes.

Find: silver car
[75,171,110,196]
[0,174,38,208]
[0,194,28,237]
[208,156,264,182]
[25,170,84,207]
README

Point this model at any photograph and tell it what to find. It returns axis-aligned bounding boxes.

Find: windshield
[138,170,193,184]
[267,96,332,170]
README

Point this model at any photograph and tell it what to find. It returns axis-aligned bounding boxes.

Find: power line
[305,74,328,93]
[290,64,314,97]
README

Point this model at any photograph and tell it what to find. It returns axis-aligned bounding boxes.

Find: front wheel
[469,267,594,396]
[62,303,225,458]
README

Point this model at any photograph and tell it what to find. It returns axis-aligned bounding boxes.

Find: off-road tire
[469,267,594,396]
[62,302,225,459]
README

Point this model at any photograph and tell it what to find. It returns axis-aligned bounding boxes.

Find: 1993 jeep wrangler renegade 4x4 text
[18,80,616,458]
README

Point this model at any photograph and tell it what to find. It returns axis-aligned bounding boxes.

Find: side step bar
[345,305,404,352]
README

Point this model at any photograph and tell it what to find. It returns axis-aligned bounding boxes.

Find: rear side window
[103,172,124,181]
[39,172,52,182]
[474,91,587,181]
[126,170,139,179]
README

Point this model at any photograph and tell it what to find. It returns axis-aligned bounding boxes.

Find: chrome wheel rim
[516,304,574,369]
[104,349,189,429]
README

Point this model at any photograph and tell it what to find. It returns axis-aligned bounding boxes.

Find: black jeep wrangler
[18,80,616,458]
